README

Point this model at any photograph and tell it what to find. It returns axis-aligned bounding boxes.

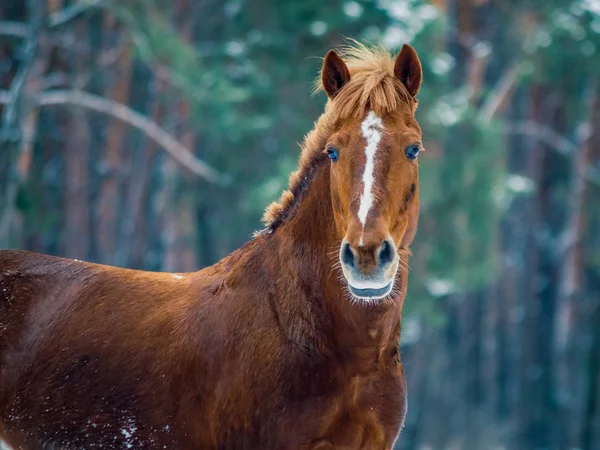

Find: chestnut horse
[0,42,423,449]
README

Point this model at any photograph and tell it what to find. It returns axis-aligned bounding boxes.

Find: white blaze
[357,111,384,231]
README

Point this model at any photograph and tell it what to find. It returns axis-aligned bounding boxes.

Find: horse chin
[341,261,399,301]
[347,280,394,301]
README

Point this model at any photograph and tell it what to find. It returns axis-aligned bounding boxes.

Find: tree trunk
[557,82,600,449]
[0,0,47,248]
[96,17,132,264]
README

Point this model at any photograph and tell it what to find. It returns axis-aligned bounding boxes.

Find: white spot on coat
[121,419,137,449]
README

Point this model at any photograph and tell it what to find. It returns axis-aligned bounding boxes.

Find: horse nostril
[379,240,395,266]
[341,242,355,267]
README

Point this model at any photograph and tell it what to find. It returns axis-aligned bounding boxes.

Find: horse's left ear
[322,50,351,99]
[394,44,422,98]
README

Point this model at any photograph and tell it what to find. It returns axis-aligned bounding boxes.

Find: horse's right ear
[321,50,350,99]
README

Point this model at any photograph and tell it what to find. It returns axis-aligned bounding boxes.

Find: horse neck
[271,158,404,355]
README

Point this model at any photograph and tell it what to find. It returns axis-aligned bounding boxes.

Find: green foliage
[3,0,600,448]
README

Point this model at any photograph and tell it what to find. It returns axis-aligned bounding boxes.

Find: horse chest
[322,372,405,448]
[274,361,407,450]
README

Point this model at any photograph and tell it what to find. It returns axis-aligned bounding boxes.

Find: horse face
[321,46,422,301]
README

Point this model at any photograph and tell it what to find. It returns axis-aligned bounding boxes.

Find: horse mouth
[348,281,393,300]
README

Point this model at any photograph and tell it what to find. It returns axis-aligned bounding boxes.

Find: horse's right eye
[326,147,339,162]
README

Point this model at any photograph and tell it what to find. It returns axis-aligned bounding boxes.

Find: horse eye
[326,146,339,162]
[406,145,420,160]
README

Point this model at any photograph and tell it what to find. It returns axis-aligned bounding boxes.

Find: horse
[0,42,423,449]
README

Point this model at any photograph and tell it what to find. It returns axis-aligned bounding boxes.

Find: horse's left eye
[326,147,339,162]
[406,145,420,160]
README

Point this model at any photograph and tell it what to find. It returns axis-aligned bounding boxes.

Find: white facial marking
[358,111,384,230]
[172,274,183,280]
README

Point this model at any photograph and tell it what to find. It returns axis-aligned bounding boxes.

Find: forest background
[1,0,600,448]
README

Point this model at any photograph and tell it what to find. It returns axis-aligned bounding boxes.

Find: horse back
[0,250,83,360]
[0,250,203,448]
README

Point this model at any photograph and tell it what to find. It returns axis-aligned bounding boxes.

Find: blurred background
[1,0,599,448]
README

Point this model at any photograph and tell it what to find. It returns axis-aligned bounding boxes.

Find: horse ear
[394,44,422,98]
[321,50,351,99]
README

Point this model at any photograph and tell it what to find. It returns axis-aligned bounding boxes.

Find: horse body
[0,42,422,449]
[0,180,406,449]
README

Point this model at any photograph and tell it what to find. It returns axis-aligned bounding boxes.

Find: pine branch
[505,121,578,155]
[504,121,600,187]
[480,62,522,123]
[48,0,104,28]
[0,89,230,185]
[0,20,28,39]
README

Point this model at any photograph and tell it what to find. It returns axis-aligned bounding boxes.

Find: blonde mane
[261,42,416,231]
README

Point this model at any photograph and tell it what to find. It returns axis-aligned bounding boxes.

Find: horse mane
[261,42,416,232]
